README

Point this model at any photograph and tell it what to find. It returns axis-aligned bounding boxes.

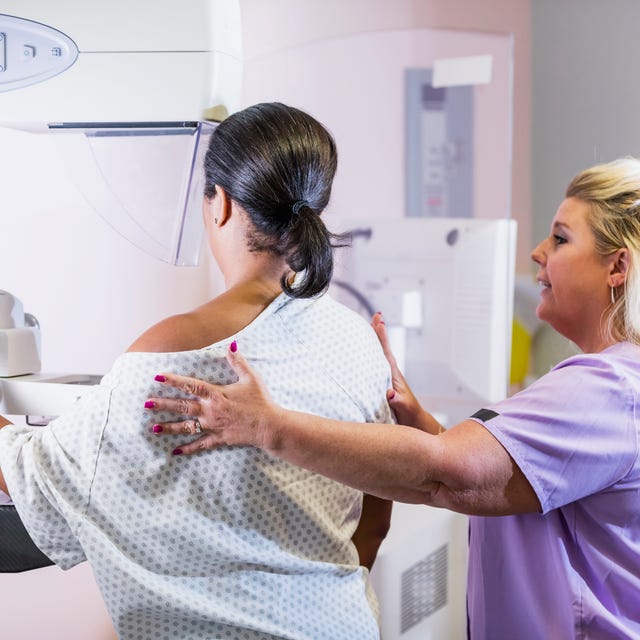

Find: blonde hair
[565,157,640,345]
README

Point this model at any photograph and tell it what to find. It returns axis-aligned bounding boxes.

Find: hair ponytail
[278,208,351,298]
[204,102,345,298]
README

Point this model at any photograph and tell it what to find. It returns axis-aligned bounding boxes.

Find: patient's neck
[221,251,290,302]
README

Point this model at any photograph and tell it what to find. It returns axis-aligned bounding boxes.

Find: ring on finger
[194,418,203,435]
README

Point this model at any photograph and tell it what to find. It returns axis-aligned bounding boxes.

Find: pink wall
[241,28,512,232]
[413,0,532,271]
[0,563,117,639]
[240,0,532,270]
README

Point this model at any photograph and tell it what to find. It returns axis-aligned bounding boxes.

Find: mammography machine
[0,0,242,417]
[0,4,516,639]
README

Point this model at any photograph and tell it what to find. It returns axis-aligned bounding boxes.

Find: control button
[0,15,78,91]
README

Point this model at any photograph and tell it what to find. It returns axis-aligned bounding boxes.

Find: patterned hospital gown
[0,292,393,639]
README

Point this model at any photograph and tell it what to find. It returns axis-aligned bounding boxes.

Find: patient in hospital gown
[0,103,392,639]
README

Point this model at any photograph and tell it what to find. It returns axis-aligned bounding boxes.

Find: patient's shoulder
[126,311,209,353]
[127,286,281,353]
[127,292,241,353]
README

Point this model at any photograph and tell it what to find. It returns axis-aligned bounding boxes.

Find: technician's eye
[553,234,567,245]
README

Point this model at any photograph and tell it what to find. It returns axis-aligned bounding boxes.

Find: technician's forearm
[263,407,442,504]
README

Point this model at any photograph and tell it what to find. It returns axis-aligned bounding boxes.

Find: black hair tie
[292,200,309,216]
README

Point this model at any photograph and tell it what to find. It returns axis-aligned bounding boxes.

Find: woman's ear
[609,247,630,288]
[215,186,232,227]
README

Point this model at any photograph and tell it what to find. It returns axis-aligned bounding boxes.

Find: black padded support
[0,505,54,572]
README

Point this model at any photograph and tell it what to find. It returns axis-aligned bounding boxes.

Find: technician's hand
[371,312,439,434]
[145,342,279,455]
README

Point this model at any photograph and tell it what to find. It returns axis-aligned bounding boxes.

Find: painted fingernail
[152,424,163,433]
[172,448,183,456]
[154,374,166,383]
[144,401,156,409]
[230,340,237,353]
[389,390,396,400]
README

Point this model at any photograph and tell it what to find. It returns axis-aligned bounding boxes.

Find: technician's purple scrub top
[468,341,640,639]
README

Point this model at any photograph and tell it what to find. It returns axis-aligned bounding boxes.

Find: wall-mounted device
[405,69,474,219]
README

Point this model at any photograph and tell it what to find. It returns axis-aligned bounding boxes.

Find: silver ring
[194,418,202,434]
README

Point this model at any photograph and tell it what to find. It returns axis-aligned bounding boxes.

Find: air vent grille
[400,543,448,633]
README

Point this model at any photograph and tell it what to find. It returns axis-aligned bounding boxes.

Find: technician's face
[530,197,612,349]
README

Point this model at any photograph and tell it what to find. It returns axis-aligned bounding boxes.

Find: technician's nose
[530,239,546,266]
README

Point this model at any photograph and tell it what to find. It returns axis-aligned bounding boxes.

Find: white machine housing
[0,0,243,125]
[0,291,41,377]
[0,1,244,269]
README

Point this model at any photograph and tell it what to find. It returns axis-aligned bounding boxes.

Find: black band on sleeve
[470,408,499,422]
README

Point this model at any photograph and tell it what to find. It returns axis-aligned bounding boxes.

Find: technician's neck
[575,334,617,354]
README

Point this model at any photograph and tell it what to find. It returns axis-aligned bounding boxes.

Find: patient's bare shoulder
[127,284,281,354]
[127,296,236,353]
[127,313,202,353]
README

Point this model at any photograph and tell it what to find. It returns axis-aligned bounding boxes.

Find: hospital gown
[0,292,393,640]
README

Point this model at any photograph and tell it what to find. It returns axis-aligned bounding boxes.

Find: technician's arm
[259,406,539,515]
[0,414,11,495]
[147,350,541,517]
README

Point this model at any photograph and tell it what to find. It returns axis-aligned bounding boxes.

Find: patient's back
[13,292,391,639]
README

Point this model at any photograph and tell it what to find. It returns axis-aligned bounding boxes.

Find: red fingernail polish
[152,424,163,433]
[389,390,396,400]
[154,375,166,383]
[230,340,237,353]
[144,401,155,409]
[172,448,183,456]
